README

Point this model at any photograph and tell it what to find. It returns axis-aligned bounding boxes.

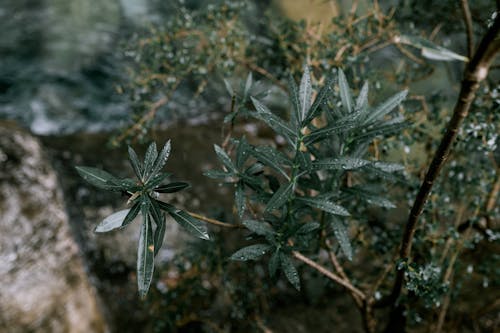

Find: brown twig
[187,211,244,229]
[460,0,475,59]
[292,251,366,300]
[379,12,500,309]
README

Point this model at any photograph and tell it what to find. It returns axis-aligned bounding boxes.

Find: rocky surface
[0,121,107,333]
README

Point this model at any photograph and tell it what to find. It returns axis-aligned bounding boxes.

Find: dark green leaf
[252,146,291,180]
[355,81,369,113]
[311,157,370,171]
[296,197,350,216]
[342,187,396,209]
[145,172,171,189]
[95,209,130,233]
[338,68,353,114]
[245,162,264,176]
[230,244,271,261]
[352,121,409,142]
[235,181,245,219]
[329,216,353,261]
[236,137,251,169]
[304,75,334,124]
[128,146,143,181]
[75,166,122,191]
[299,66,312,121]
[265,181,294,213]
[280,253,300,290]
[214,144,236,173]
[296,151,312,172]
[153,212,166,256]
[137,214,155,298]
[244,72,253,100]
[268,249,280,277]
[168,209,210,240]
[288,73,301,128]
[155,181,190,193]
[297,222,320,234]
[150,140,171,177]
[122,201,141,228]
[363,90,407,124]
[143,142,158,181]
[243,219,275,236]
[251,97,296,144]
[304,119,355,145]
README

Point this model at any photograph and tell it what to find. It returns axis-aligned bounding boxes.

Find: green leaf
[296,197,350,216]
[155,181,190,193]
[214,144,236,173]
[128,146,143,181]
[243,219,275,236]
[371,161,405,173]
[150,140,172,177]
[329,216,353,261]
[75,166,122,191]
[363,90,407,124]
[230,243,271,261]
[143,142,158,181]
[265,181,294,213]
[280,253,300,290]
[95,209,130,233]
[311,157,370,171]
[223,78,234,97]
[235,181,245,219]
[288,73,301,128]
[351,121,409,142]
[268,249,280,277]
[148,195,163,227]
[338,68,353,114]
[304,119,355,145]
[137,214,155,298]
[145,172,171,189]
[167,208,210,240]
[236,137,251,169]
[244,72,253,100]
[342,187,396,209]
[252,146,291,180]
[304,75,334,124]
[398,35,468,62]
[299,66,312,121]
[122,201,142,228]
[355,81,369,113]
[297,222,320,234]
[153,213,166,256]
[251,97,296,144]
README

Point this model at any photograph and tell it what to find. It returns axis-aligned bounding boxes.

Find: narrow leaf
[304,119,355,145]
[288,73,301,128]
[230,244,271,261]
[311,157,370,171]
[150,140,172,177]
[168,209,210,240]
[145,172,171,189]
[95,209,130,233]
[265,181,294,213]
[244,72,253,99]
[329,216,353,261]
[338,68,353,114]
[304,75,334,124]
[355,81,369,113]
[155,181,190,193]
[128,146,143,181]
[280,253,300,290]
[296,197,350,216]
[371,161,405,173]
[137,215,155,298]
[299,66,312,121]
[268,249,280,277]
[153,213,166,256]
[251,97,296,144]
[243,219,275,236]
[223,78,234,96]
[143,142,158,181]
[214,144,236,173]
[75,166,121,191]
[297,222,320,234]
[122,201,141,228]
[204,169,231,179]
[236,137,251,169]
[363,90,407,124]
[252,146,291,180]
[235,181,245,219]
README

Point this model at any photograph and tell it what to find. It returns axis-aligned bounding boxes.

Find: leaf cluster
[76,141,209,297]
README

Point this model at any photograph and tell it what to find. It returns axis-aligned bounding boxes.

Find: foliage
[76,141,209,297]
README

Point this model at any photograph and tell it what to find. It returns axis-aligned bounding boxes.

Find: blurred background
[0,0,498,332]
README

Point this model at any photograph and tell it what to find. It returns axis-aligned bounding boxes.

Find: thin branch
[292,251,366,301]
[379,12,500,308]
[187,211,244,229]
[460,0,475,59]
[486,166,500,212]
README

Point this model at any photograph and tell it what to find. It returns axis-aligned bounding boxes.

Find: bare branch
[460,0,475,59]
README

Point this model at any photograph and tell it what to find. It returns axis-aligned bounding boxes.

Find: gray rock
[0,122,107,333]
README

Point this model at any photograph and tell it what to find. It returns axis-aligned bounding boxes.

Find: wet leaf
[363,90,407,125]
[268,249,280,277]
[167,208,210,240]
[338,68,353,114]
[280,253,300,290]
[299,66,312,121]
[150,140,171,177]
[95,209,131,233]
[235,181,245,219]
[155,181,190,193]
[143,142,158,181]
[265,181,294,213]
[329,216,353,261]
[311,157,370,171]
[251,97,296,144]
[243,219,275,236]
[75,166,122,191]
[296,197,350,216]
[214,144,236,173]
[230,243,272,261]
[128,146,143,181]
[137,214,155,298]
